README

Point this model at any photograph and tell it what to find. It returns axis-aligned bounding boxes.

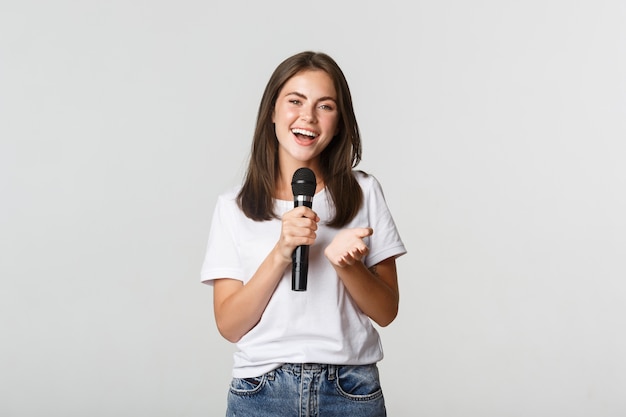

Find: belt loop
[327,364,337,381]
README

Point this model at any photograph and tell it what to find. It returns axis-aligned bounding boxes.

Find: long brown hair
[237,51,363,228]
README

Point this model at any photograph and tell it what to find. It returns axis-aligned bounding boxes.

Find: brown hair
[237,51,363,228]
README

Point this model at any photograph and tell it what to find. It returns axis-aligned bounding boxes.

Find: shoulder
[216,185,241,205]
[353,169,383,193]
[211,185,243,219]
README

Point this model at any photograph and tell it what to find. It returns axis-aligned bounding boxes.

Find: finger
[357,227,374,238]
[351,246,368,259]
[287,206,311,218]
[295,217,318,231]
[284,214,318,231]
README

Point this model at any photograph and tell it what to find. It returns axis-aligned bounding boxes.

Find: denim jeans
[226,363,386,417]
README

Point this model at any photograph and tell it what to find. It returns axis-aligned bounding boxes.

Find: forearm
[214,246,290,342]
[331,258,399,327]
[214,206,320,343]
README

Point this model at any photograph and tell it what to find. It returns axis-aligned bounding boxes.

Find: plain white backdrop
[1,1,625,416]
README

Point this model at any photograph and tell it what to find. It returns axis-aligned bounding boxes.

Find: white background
[1,1,625,416]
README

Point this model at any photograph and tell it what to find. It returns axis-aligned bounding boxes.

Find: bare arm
[213,206,319,343]
[324,228,399,327]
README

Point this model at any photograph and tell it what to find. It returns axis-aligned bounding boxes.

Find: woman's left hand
[324,227,373,267]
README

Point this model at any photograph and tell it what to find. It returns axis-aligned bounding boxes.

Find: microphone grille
[291,168,317,197]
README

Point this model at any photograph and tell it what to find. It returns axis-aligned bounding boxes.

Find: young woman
[201,51,406,417]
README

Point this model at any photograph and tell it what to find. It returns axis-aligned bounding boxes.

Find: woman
[201,51,406,416]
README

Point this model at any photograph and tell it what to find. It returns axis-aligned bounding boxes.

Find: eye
[319,103,335,111]
[289,99,301,105]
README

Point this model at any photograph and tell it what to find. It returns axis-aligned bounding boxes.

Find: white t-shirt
[201,171,406,378]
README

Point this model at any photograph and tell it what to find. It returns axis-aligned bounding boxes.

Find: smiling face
[272,69,340,175]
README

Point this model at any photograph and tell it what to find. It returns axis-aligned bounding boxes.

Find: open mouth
[291,128,318,140]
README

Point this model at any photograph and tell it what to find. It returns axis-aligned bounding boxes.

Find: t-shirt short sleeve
[200,193,245,285]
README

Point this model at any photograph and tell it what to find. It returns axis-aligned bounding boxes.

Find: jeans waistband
[278,363,337,379]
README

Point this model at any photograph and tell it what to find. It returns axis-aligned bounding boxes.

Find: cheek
[325,116,340,136]
[274,108,297,126]
[272,105,293,124]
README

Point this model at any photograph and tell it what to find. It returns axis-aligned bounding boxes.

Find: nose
[300,105,316,122]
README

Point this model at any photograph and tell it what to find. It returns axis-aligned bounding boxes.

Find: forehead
[280,70,337,98]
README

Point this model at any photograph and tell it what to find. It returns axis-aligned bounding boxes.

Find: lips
[290,128,318,146]
[291,128,318,139]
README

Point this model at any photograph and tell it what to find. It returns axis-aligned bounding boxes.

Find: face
[272,69,339,171]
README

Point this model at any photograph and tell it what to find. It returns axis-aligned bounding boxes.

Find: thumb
[357,227,374,238]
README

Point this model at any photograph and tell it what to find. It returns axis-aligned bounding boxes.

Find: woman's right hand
[213,206,320,343]
[276,206,320,262]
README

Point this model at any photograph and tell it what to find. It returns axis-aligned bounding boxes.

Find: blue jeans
[226,363,386,417]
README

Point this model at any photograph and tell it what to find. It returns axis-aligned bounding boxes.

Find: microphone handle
[292,197,313,291]
[292,245,309,291]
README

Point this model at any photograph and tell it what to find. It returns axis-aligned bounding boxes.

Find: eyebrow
[285,91,337,103]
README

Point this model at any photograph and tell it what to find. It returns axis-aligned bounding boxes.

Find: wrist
[272,244,293,267]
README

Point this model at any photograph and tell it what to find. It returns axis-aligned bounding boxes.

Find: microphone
[291,167,316,291]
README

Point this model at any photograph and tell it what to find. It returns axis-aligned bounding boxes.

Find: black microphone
[291,167,316,291]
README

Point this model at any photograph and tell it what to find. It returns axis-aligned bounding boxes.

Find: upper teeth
[292,128,317,138]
